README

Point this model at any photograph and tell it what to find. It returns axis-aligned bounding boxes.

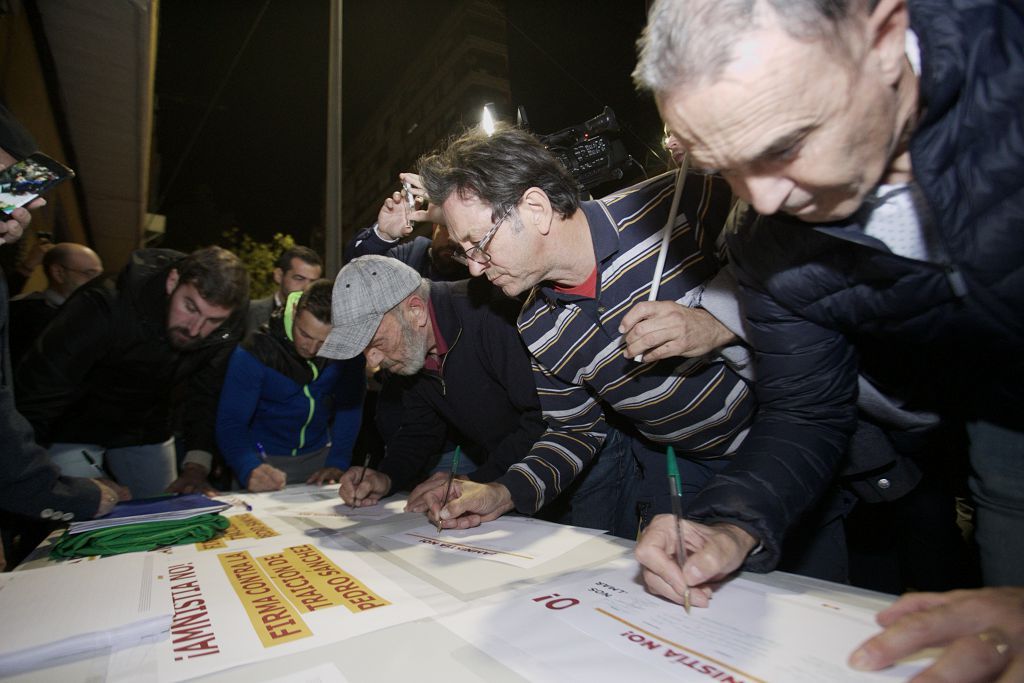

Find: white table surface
[7,488,895,682]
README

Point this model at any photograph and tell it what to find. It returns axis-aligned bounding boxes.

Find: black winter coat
[377,279,546,499]
[690,0,1024,571]
[15,249,245,453]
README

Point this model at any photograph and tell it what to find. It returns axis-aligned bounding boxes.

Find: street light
[481,103,496,136]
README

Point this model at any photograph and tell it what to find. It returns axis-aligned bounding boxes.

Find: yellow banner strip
[218,550,311,647]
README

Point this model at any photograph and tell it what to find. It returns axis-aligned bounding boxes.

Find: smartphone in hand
[0,152,75,217]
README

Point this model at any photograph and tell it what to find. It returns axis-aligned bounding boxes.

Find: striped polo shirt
[497,171,755,513]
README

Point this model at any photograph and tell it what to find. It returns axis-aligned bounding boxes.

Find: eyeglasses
[454,204,515,265]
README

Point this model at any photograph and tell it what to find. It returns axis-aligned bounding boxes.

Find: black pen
[81,450,106,478]
[350,451,373,508]
[437,446,461,535]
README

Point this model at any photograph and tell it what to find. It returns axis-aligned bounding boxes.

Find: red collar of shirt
[422,298,448,373]
[553,264,599,299]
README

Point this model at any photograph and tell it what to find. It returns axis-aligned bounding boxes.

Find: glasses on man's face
[453,204,515,265]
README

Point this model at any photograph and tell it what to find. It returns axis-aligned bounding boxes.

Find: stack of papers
[0,554,170,677]
[68,493,229,534]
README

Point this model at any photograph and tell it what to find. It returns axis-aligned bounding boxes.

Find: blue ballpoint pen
[666,446,691,613]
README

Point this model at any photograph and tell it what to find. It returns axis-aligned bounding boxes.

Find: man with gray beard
[323,256,548,525]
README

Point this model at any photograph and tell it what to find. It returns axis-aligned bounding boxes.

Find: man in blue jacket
[633,0,1023,677]
[217,280,364,491]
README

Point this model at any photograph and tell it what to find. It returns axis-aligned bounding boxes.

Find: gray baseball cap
[318,255,422,360]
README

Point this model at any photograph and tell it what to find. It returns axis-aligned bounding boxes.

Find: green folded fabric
[50,513,230,559]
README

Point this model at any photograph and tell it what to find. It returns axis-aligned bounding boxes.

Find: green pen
[437,446,461,535]
[666,446,691,613]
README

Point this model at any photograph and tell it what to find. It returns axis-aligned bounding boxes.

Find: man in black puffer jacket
[633,0,1022,676]
[16,247,249,497]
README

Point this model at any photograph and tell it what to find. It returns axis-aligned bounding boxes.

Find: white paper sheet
[218,489,407,529]
[242,483,343,505]
[439,560,933,682]
[108,533,433,682]
[263,662,349,683]
[385,516,607,568]
[0,554,170,677]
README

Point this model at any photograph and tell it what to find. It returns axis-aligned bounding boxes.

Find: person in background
[246,245,322,335]
[216,279,365,491]
[347,182,469,281]
[632,0,1023,678]
[15,246,249,498]
[9,242,103,365]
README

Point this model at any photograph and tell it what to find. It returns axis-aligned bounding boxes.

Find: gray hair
[633,0,877,94]
[397,278,432,312]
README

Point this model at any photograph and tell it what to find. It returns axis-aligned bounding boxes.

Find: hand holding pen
[436,446,461,534]
[666,446,691,613]
[350,451,373,508]
[246,442,287,492]
[338,459,390,507]
[635,448,759,610]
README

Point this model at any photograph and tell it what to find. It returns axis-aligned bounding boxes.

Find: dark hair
[176,246,250,311]
[42,244,69,274]
[295,278,333,325]
[274,245,322,272]
[418,123,580,221]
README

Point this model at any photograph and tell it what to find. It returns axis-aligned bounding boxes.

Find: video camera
[536,106,632,193]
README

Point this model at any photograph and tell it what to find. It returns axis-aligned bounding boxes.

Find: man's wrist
[180,461,210,478]
[719,522,760,556]
[372,222,400,243]
[182,450,213,472]
[492,483,515,515]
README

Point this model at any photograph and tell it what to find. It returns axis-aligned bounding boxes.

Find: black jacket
[15,249,245,453]
[8,291,61,367]
[346,224,469,281]
[378,279,546,499]
[690,0,1024,571]
[1,267,99,521]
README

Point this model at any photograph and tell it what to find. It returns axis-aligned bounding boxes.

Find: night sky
[153,1,664,251]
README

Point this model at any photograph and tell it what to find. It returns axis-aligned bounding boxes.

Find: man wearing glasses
[412,126,762,557]
[413,125,852,583]
[9,242,103,366]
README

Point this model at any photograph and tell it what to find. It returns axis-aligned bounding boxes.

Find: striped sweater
[496,171,755,513]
